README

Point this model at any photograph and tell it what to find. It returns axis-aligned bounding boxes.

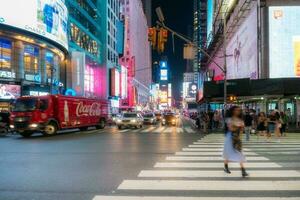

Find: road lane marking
[182,148,300,151]
[175,151,258,156]
[184,127,194,133]
[190,144,300,148]
[138,170,300,178]
[141,127,156,133]
[176,128,183,133]
[93,197,300,200]
[166,156,269,161]
[195,142,300,145]
[154,162,282,168]
[118,180,300,191]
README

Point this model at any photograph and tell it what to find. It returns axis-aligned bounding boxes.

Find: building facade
[119,0,151,109]
[203,0,300,126]
[0,0,68,111]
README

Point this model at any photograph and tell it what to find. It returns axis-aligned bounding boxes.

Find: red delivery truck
[10,95,109,137]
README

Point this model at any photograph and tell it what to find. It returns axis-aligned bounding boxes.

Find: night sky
[152,0,194,104]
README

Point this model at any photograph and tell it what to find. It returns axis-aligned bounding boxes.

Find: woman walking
[223,106,249,178]
[257,112,267,140]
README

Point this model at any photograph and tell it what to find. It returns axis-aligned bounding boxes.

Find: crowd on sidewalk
[194,106,292,141]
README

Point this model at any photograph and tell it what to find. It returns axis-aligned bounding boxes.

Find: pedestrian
[257,112,267,140]
[223,106,249,178]
[243,109,253,141]
[213,110,221,130]
[201,112,209,134]
[274,111,282,141]
[280,111,288,137]
[267,111,276,141]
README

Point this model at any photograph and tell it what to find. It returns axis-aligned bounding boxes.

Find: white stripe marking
[154,162,282,168]
[166,156,269,161]
[184,127,194,133]
[195,142,300,145]
[141,127,156,133]
[190,145,300,148]
[183,148,300,151]
[118,180,300,191]
[175,151,258,156]
[138,170,300,178]
[93,196,300,200]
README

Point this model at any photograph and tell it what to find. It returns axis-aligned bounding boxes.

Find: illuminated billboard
[0,0,68,50]
[269,6,300,78]
[226,6,257,79]
[0,84,20,99]
[160,69,168,81]
[206,0,214,46]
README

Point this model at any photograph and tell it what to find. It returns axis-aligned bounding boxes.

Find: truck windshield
[123,113,137,118]
[12,99,37,112]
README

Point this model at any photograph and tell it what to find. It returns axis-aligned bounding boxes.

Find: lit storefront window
[84,65,94,97]
[45,51,54,79]
[0,38,12,69]
[24,45,39,74]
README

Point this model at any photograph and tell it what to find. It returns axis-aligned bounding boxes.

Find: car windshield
[143,114,154,117]
[155,113,161,116]
[12,99,37,112]
[123,113,137,118]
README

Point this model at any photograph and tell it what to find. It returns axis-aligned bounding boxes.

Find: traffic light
[148,27,157,49]
[157,28,168,53]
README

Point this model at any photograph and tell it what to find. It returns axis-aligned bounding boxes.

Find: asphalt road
[1,118,300,200]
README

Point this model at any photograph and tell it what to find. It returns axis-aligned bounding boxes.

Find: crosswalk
[93,133,300,200]
[113,126,197,134]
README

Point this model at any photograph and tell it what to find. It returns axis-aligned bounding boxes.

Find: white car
[116,112,143,129]
[143,113,157,124]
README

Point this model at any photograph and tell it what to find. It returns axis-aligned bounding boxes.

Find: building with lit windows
[202,0,300,127]
[0,0,68,111]
[119,0,151,109]
[65,0,107,99]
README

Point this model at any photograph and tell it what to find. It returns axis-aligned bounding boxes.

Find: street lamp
[155,7,227,114]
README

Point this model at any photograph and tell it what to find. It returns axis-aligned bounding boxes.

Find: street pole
[223,16,227,116]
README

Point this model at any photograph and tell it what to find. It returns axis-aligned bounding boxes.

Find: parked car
[10,95,109,137]
[116,112,143,129]
[161,113,177,126]
[143,113,156,124]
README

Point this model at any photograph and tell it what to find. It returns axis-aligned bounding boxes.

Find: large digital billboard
[0,0,68,50]
[226,6,258,79]
[269,6,300,78]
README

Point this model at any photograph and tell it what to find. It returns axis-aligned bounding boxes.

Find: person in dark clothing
[243,111,253,141]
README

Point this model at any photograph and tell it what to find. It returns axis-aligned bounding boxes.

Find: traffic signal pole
[156,21,227,114]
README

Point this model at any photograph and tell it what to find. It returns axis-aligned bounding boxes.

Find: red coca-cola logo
[76,102,101,117]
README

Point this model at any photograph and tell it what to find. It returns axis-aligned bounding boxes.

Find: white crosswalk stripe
[94,133,300,199]
[184,127,194,133]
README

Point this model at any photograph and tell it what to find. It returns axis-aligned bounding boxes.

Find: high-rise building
[193,0,207,72]
[66,0,107,99]
[141,0,152,26]
[119,0,151,107]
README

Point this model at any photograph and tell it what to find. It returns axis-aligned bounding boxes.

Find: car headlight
[29,123,38,128]
[9,125,14,129]
[117,119,122,123]
[162,119,166,122]
[131,119,137,123]
[172,119,176,122]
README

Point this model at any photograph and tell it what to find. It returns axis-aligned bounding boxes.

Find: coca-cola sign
[76,102,101,117]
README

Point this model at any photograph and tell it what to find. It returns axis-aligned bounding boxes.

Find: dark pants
[280,124,287,135]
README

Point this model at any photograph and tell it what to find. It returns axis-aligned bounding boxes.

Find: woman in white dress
[223,106,249,177]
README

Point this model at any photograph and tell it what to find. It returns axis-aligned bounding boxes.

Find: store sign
[76,102,101,117]
[269,6,300,78]
[0,84,20,99]
[0,70,16,78]
[121,66,128,98]
[0,0,68,49]
[160,91,168,103]
[29,91,48,96]
[110,68,120,97]
[25,74,41,82]
[168,83,172,98]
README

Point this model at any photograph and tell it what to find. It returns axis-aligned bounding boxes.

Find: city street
[1,118,300,200]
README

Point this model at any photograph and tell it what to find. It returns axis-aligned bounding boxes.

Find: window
[84,65,94,97]
[0,38,12,69]
[24,44,39,73]
[45,51,54,79]
[39,99,48,111]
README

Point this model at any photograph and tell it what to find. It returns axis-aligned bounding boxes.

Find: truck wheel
[96,119,106,129]
[19,131,33,138]
[43,122,57,136]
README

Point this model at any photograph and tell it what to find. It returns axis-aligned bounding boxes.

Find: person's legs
[240,162,249,177]
[224,160,231,174]
[245,126,251,141]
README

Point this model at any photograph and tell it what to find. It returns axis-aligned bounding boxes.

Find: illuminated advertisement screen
[121,66,128,98]
[0,84,21,99]
[0,0,68,50]
[206,0,214,46]
[226,6,258,79]
[160,69,168,81]
[269,6,300,78]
